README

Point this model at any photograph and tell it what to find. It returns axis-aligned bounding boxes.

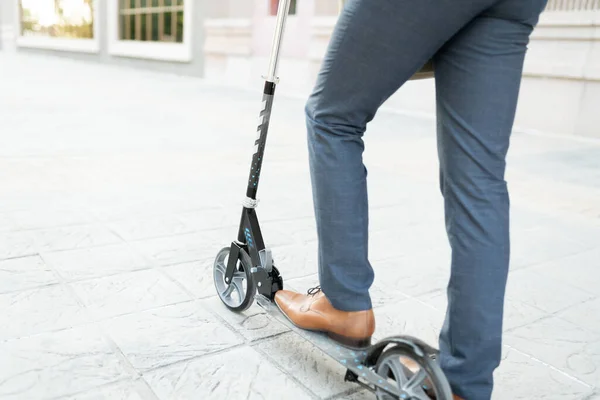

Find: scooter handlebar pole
[265,0,292,83]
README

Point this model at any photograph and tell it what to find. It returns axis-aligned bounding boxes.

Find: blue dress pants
[305,0,547,398]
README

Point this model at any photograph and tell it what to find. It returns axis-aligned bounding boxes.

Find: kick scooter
[213,1,451,399]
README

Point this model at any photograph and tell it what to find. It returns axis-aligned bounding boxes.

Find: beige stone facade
[204,0,600,138]
[517,2,600,138]
[1,0,598,138]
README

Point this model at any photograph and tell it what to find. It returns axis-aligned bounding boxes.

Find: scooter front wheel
[213,247,256,312]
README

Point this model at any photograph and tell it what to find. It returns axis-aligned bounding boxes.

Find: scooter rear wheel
[374,346,453,400]
[213,247,256,312]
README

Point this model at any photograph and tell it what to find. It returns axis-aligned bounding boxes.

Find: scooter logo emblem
[244,227,254,248]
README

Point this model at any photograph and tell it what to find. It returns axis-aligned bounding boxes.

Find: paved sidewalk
[1,53,599,400]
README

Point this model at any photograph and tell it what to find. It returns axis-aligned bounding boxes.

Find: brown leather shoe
[274,287,375,348]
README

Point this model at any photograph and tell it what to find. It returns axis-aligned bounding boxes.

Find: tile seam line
[252,337,322,400]
[30,252,160,399]
[504,344,595,389]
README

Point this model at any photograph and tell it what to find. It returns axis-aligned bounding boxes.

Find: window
[269,0,297,16]
[19,0,94,39]
[119,0,185,43]
[107,0,191,61]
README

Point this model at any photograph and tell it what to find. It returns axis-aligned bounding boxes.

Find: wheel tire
[213,247,256,312]
[375,346,453,400]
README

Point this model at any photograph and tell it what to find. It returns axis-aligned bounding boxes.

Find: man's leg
[434,1,547,399]
[304,0,493,313]
[274,0,495,351]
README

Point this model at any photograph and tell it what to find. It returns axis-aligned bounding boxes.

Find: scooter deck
[255,294,402,397]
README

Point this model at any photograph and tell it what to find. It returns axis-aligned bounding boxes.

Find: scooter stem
[244,0,292,201]
[266,0,292,83]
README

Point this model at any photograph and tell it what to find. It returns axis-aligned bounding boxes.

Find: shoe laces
[307,285,322,296]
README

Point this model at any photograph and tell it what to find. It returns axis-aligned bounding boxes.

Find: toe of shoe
[274,289,299,310]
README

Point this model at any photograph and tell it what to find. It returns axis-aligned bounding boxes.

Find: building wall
[203,0,341,93]
[203,0,600,138]
[1,0,207,77]
[1,1,598,138]
[514,6,600,138]
[0,0,16,51]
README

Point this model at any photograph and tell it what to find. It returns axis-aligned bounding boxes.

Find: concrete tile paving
[0,53,599,399]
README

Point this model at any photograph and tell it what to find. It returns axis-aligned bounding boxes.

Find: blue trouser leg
[305,0,546,398]
[306,0,493,312]
[434,4,545,398]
